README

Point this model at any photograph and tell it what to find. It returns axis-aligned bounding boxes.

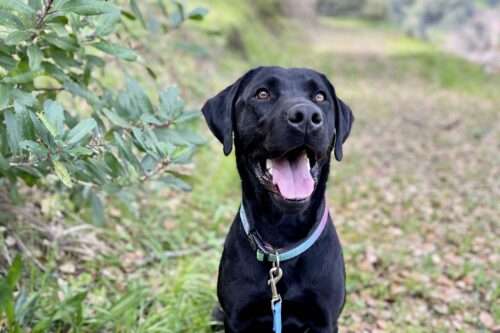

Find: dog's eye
[256,88,270,100]
[313,92,326,103]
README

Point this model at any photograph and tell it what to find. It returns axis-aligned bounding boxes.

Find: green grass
[2,2,500,332]
[388,36,500,97]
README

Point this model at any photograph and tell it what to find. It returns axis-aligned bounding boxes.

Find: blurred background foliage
[1,0,499,332]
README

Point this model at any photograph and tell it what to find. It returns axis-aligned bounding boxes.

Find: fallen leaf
[5,236,16,247]
[479,311,494,328]
[60,262,76,274]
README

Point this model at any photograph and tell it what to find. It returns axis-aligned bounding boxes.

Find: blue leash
[268,257,283,333]
[273,299,282,333]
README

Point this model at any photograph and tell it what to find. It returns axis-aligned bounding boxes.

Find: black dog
[202,66,353,333]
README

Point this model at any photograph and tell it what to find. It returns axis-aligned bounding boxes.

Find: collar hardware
[239,202,329,263]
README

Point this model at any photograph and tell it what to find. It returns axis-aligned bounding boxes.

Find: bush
[0,0,207,225]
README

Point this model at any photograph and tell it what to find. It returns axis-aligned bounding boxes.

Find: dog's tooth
[266,159,273,175]
[304,154,311,171]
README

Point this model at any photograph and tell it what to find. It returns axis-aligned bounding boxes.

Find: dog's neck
[238,159,330,248]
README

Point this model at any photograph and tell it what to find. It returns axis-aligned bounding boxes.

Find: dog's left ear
[320,74,354,161]
[201,69,258,155]
[333,98,354,161]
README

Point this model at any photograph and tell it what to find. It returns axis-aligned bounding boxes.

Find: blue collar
[239,202,329,262]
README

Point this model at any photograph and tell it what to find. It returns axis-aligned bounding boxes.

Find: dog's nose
[287,107,323,132]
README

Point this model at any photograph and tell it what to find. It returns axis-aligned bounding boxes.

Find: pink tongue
[271,153,314,200]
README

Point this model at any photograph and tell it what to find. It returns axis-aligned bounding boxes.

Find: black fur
[202,66,353,333]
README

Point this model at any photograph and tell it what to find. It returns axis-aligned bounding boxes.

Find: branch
[36,0,55,29]
[140,159,170,181]
[152,121,173,129]
[0,105,14,112]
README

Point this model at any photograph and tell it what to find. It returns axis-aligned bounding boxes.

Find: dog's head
[202,66,353,210]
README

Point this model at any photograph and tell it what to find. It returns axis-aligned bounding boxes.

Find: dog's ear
[333,98,354,161]
[320,74,354,161]
[201,69,257,155]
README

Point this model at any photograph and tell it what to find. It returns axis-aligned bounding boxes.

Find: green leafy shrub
[0,0,207,224]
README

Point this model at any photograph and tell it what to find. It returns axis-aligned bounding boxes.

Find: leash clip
[267,253,282,306]
[268,253,283,333]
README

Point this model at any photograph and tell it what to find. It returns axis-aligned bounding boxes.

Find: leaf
[11,89,36,107]
[60,0,118,16]
[126,78,153,114]
[85,54,105,68]
[115,90,139,120]
[129,0,145,27]
[145,66,157,79]
[169,11,183,28]
[42,62,70,82]
[0,10,25,29]
[140,154,158,174]
[47,47,79,68]
[159,86,183,120]
[67,146,93,157]
[172,145,195,164]
[95,10,121,36]
[187,7,208,20]
[169,1,185,28]
[120,9,136,21]
[2,70,41,84]
[175,110,199,123]
[15,165,42,186]
[156,128,205,146]
[0,83,12,108]
[36,112,58,138]
[104,152,124,177]
[5,30,32,45]
[0,53,16,70]
[16,90,35,109]
[45,13,69,25]
[158,174,191,191]
[4,110,22,153]
[27,44,43,70]
[6,255,23,289]
[19,140,49,156]
[63,79,100,106]
[140,113,162,125]
[89,191,105,226]
[52,160,73,187]
[0,152,9,172]
[91,41,137,61]
[101,108,130,128]
[29,111,53,147]
[28,0,42,11]
[113,132,141,171]
[43,100,65,136]
[0,0,35,16]
[81,160,107,184]
[43,34,78,51]
[66,118,97,145]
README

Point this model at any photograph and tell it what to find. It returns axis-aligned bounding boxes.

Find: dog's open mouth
[254,147,320,201]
